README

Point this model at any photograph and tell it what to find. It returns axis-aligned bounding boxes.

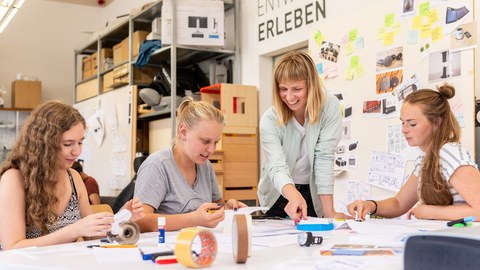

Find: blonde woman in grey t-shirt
[135,98,247,232]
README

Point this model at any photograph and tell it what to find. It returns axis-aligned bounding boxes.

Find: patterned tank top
[25,169,81,238]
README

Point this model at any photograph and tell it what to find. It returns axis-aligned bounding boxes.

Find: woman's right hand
[193,203,225,228]
[347,200,375,221]
[282,185,308,222]
[74,212,114,238]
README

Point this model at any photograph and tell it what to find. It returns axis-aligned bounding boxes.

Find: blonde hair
[272,51,325,125]
[175,97,224,142]
[404,84,460,206]
[0,100,85,233]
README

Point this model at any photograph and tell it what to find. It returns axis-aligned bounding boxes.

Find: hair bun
[437,83,455,99]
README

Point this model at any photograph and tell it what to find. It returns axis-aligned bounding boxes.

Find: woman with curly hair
[0,100,144,250]
[348,84,480,221]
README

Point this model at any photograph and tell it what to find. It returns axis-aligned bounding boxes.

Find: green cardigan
[257,92,343,217]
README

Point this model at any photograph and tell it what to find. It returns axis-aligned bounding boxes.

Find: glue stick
[158,217,166,246]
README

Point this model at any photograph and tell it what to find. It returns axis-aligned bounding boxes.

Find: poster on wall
[428,50,461,81]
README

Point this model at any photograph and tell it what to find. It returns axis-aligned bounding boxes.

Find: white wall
[0,0,153,107]
[239,0,479,211]
[0,0,102,106]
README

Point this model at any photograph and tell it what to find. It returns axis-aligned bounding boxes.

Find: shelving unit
[0,108,30,164]
[73,0,240,175]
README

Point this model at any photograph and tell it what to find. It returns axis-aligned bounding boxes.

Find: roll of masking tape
[175,227,217,268]
[232,214,250,263]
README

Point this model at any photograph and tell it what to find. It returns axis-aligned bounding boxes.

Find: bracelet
[366,200,377,215]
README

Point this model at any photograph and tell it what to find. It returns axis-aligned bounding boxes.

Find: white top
[291,118,310,185]
[413,142,477,204]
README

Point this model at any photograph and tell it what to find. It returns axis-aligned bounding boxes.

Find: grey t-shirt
[134,147,222,214]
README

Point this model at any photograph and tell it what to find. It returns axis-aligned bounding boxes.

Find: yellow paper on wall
[428,9,439,25]
[346,42,354,56]
[420,25,431,39]
[383,32,394,46]
[431,26,443,42]
[377,27,386,40]
[355,65,365,78]
[412,16,422,30]
[344,68,354,80]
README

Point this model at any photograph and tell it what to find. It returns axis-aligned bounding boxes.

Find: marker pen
[447,216,476,227]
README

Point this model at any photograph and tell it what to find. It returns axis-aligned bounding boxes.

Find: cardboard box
[113,38,129,66]
[82,56,93,79]
[102,70,114,93]
[93,48,113,73]
[162,0,224,47]
[76,78,98,102]
[11,80,42,109]
[200,83,258,129]
[91,53,98,76]
[132,30,149,58]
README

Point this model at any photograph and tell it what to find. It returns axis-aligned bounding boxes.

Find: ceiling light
[0,0,24,33]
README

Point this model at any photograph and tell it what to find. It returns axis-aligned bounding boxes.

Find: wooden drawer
[224,161,258,187]
[223,143,257,162]
[211,161,223,172]
[222,133,257,144]
[224,188,258,202]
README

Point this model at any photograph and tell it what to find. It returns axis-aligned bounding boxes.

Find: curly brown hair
[404,84,460,206]
[0,100,85,233]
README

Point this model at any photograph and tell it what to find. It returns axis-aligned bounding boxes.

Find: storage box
[11,80,41,109]
[132,30,149,58]
[76,78,98,102]
[162,0,224,47]
[93,48,114,73]
[82,56,93,79]
[102,70,114,93]
[113,38,129,66]
[200,83,258,129]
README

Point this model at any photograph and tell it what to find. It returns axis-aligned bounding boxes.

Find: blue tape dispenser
[296,218,334,231]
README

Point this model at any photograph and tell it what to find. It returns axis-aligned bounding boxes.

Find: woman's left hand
[121,197,145,221]
[224,199,248,210]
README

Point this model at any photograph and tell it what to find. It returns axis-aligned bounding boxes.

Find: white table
[0,219,451,270]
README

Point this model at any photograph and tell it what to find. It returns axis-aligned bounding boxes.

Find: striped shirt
[413,142,477,204]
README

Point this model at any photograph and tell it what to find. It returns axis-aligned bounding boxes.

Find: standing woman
[134,98,247,232]
[0,101,144,250]
[258,51,349,221]
[348,85,480,220]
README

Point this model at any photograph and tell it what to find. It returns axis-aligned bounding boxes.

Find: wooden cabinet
[201,83,259,205]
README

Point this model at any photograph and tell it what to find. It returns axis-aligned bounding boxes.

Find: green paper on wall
[350,55,359,68]
[385,13,394,27]
[349,29,358,42]
[314,30,325,47]
[419,2,430,16]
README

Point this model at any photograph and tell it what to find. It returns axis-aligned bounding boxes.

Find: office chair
[111,152,148,213]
